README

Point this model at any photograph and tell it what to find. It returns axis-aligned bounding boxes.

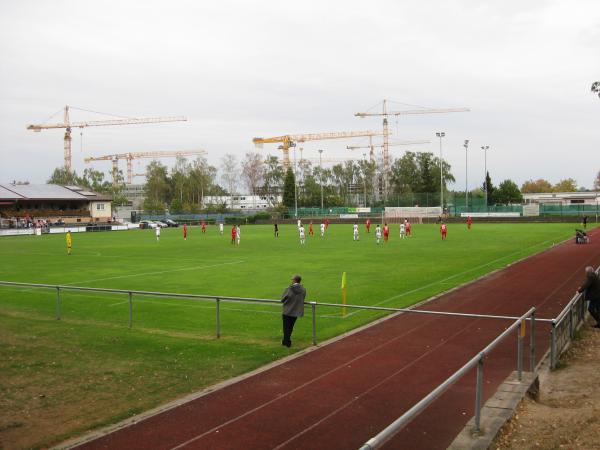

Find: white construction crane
[347,139,431,162]
[27,106,187,171]
[253,130,384,169]
[84,150,206,185]
[355,100,469,196]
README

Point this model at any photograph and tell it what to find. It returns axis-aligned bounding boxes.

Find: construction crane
[252,130,384,169]
[84,150,207,185]
[27,105,187,171]
[347,139,431,162]
[355,100,469,196]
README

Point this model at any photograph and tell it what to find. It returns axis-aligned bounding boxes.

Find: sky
[1,0,599,191]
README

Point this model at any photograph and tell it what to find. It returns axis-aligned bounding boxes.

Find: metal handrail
[359,307,536,450]
[0,280,555,322]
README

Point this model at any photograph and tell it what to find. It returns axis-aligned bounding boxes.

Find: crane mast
[355,100,469,198]
[27,106,187,171]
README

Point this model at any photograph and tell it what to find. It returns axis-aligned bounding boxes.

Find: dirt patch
[493,323,600,449]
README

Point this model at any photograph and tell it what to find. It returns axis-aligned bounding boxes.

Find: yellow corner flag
[341,272,347,317]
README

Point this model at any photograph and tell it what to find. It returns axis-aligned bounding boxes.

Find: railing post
[550,320,557,369]
[474,355,484,433]
[568,304,574,338]
[128,292,133,329]
[311,302,317,346]
[529,311,536,373]
[56,286,61,320]
[517,321,523,381]
[216,298,221,338]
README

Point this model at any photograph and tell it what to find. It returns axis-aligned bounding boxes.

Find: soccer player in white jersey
[236,225,241,245]
[320,223,325,237]
[299,225,306,245]
[155,225,161,241]
[353,223,359,241]
[375,224,382,244]
[219,223,224,235]
[400,222,406,239]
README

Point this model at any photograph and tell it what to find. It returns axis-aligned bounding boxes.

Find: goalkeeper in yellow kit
[66,231,72,255]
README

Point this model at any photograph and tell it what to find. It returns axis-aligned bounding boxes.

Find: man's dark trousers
[589,301,600,326]
[282,314,297,347]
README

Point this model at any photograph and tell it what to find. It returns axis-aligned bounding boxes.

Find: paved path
[75,227,600,450]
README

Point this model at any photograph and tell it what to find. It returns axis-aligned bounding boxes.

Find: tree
[390,152,419,194]
[553,178,578,192]
[262,155,284,206]
[521,179,553,193]
[282,167,296,208]
[592,81,600,99]
[417,153,437,193]
[484,172,495,205]
[143,161,170,212]
[594,170,600,190]
[241,151,264,196]
[493,179,523,204]
[47,167,79,185]
[220,154,239,195]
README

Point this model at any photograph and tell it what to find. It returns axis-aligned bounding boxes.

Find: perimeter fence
[358,267,598,449]
[0,273,594,450]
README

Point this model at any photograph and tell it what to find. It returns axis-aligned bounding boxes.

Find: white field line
[63,260,245,286]
[335,234,570,319]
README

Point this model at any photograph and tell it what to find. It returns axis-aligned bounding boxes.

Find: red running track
[74,227,600,450]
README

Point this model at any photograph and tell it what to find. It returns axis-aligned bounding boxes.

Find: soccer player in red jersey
[309,221,314,237]
[405,219,411,237]
[325,218,330,230]
[440,222,448,240]
[183,223,187,240]
[467,216,472,230]
[383,223,390,242]
[366,218,371,233]
[201,221,206,234]
[231,225,237,244]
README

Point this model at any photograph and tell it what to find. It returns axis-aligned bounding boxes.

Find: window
[96,203,105,210]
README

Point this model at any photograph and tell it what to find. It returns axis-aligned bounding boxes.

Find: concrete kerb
[54,235,575,450]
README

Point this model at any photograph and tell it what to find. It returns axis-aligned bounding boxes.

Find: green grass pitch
[0,222,577,448]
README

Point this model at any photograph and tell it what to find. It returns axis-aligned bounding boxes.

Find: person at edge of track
[281,274,306,348]
[578,266,600,329]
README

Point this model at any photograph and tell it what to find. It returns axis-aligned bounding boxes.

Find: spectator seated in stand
[575,229,589,244]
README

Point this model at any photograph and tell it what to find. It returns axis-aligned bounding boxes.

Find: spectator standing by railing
[578,266,600,328]
[281,275,306,348]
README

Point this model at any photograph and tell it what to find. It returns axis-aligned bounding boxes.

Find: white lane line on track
[340,234,570,318]
[171,233,583,448]
[168,312,444,450]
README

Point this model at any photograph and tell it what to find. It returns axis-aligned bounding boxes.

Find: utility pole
[436,132,446,211]
[481,145,490,209]
[464,140,469,212]
[293,147,298,217]
[318,149,324,210]
[363,153,367,207]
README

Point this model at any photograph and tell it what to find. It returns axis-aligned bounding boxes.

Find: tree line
[47,155,599,211]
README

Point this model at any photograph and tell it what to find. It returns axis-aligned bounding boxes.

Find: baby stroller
[575,229,590,244]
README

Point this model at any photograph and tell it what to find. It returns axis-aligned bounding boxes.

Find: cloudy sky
[1,0,599,190]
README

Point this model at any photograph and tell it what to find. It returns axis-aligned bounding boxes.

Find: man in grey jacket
[281,274,306,347]
[578,266,600,328]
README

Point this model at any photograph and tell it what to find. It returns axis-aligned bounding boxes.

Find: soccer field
[0,222,578,448]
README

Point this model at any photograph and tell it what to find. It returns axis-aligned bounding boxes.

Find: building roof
[0,184,113,202]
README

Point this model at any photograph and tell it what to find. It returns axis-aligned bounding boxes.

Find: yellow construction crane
[347,139,431,162]
[252,130,384,169]
[27,105,187,171]
[355,100,469,195]
[84,150,207,185]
